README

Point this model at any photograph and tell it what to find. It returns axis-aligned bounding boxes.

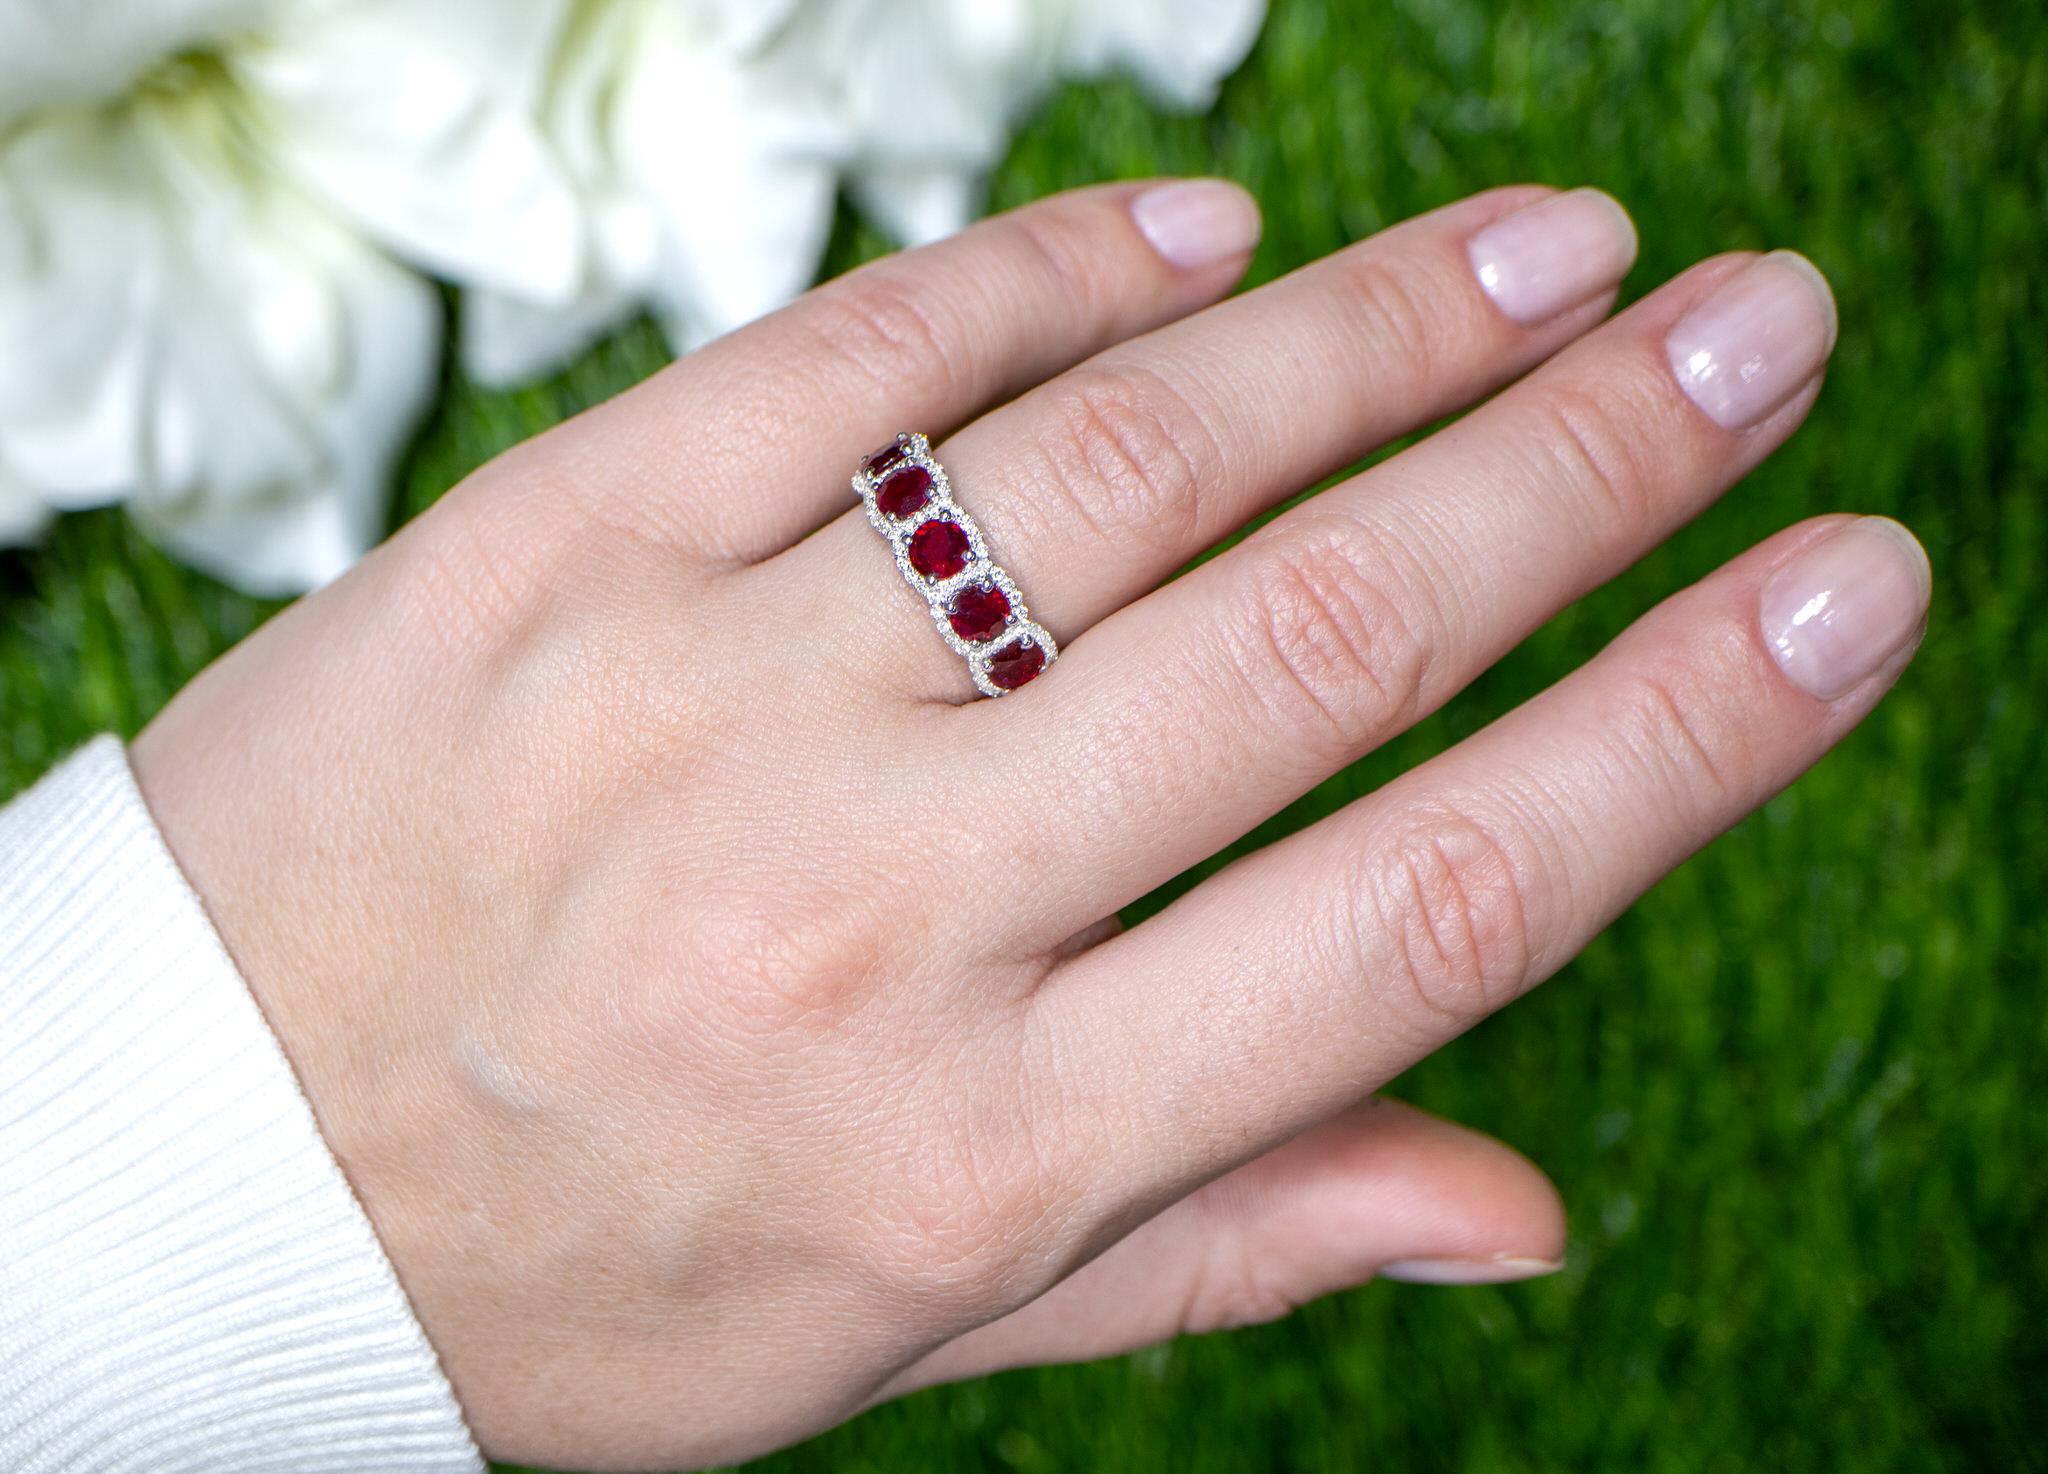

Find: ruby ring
[855,434,1058,697]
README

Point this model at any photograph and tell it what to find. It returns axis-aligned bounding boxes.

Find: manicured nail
[1131,180,1262,271]
[1666,251,1838,429]
[1379,1255,1565,1286]
[1760,516,1931,700]
[1467,188,1638,326]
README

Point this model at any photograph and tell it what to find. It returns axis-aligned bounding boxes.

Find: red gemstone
[985,637,1046,690]
[908,519,971,579]
[864,436,910,475]
[876,464,933,519]
[947,581,1012,642]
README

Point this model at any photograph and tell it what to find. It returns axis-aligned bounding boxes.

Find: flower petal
[132,179,440,594]
[0,0,271,125]
[455,0,657,383]
[0,454,52,546]
[611,22,837,348]
[778,0,1039,172]
[0,115,160,505]
[847,162,980,248]
[0,99,438,593]
[241,0,584,302]
[471,0,835,377]
[460,0,1265,384]
[460,276,637,388]
[1059,0,1268,107]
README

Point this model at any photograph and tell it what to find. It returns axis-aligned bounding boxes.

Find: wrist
[0,737,482,1472]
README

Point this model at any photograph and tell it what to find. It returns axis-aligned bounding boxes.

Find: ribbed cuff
[0,737,484,1474]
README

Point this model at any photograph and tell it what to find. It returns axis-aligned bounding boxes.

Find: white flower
[0,460,52,547]
[464,0,833,385]
[0,0,580,592]
[463,0,1267,386]
[0,0,1265,591]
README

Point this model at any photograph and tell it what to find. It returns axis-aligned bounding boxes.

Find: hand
[130,179,1928,1471]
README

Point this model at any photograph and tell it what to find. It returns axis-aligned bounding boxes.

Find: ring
[855,433,1059,697]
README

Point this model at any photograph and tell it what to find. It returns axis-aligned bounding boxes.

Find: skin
[128,180,1922,1471]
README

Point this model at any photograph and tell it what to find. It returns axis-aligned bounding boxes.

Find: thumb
[878,1097,1565,1397]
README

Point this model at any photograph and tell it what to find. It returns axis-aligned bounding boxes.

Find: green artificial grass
[5,0,2043,1469]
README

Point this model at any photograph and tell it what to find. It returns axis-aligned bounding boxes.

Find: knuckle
[399,500,556,659]
[1033,365,1212,557]
[860,1096,1075,1312]
[1001,204,1119,335]
[1523,378,1662,534]
[805,268,965,398]
[1609,661,1744,812]
[1177,1234,1301,1333]
[1329,251,1453,386]
[1358,804,1540,1031]
[666,883,895,1043]
[1235,519,1435,757]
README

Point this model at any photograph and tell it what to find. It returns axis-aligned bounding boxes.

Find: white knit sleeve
[0,737,485,1474]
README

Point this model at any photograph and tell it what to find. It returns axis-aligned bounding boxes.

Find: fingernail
[1666,251,1839,429]
[1467,188,1638,326]
[1760,516,1931,700]
[1379,1254,1565,1286]
[1131,180,1262,271]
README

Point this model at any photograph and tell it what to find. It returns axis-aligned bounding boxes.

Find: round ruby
[864,436,910,475]
[985,638,1046,690]
[947,581,1012,642]
[876,464,933,519]
[908,519,971,580]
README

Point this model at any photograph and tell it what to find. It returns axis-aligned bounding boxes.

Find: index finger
[546,179,1262,561]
